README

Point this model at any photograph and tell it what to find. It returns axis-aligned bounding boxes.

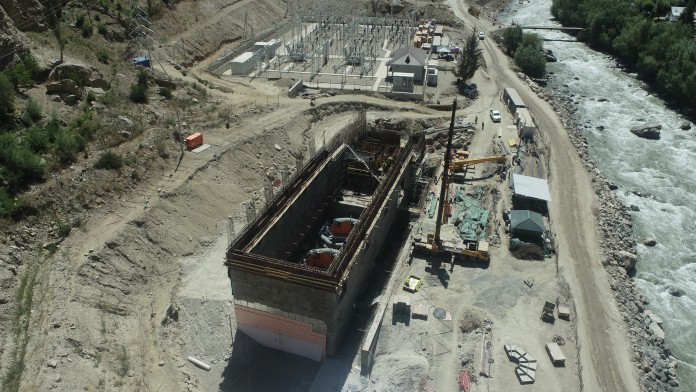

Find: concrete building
[230,52,256,75]
[253,39,281,55]
[392,72,415,92]
[388,46,428,83]
[226,130,423,361]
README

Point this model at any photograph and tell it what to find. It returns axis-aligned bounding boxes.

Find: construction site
[220,93,578,391]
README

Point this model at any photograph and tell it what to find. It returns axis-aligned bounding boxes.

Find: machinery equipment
[413,100,494,263]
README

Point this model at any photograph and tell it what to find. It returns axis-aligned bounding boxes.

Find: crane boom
[434,99,457,247]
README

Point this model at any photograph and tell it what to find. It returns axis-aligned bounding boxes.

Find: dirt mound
[370,353,429,392]
[512,243,545,260]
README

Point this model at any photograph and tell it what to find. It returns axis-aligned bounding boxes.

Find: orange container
[185,132,203,149]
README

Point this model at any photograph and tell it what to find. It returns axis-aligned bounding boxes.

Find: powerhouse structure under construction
[225,129,424,361]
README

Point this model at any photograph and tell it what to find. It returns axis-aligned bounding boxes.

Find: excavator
[413,100,505,263]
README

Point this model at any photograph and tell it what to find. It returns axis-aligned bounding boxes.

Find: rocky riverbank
[517,74,680,391]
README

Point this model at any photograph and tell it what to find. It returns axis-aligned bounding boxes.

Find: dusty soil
[0,0,639,391]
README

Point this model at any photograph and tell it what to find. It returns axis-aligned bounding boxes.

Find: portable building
[515,108,536,140]
[230,52,256,75]
[132,56,151,68]
[502,88,527,114]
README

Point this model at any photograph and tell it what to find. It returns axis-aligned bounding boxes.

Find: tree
[680,0,695,27]
[503,24,523,54]
[514,46,546,77]
[511,33,547,78]
[42,0,65,62]
[453,31,483,83]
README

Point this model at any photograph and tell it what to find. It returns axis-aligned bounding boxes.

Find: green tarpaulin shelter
[510,210,545,241]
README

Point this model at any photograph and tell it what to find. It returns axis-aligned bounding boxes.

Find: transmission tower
[125,1,169,78]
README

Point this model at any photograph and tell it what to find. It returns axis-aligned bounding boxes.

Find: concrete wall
[250,154,343,259]
[327,159,413,354]
[288,80,304,98]
[235,304,326,361]
[231,269,333,333]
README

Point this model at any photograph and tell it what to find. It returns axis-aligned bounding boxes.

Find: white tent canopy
[512,174,551,201]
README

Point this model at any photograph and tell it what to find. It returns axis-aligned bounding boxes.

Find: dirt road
[447,1,639,390]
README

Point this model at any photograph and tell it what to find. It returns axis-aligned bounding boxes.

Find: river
[499,1,696,389]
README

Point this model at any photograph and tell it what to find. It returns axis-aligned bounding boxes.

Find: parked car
[490,109,501,122]
[478,31,485,40]
[462,83,478,98]
[439,53,454,61]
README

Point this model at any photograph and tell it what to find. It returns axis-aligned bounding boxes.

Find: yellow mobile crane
[414,100,503,262]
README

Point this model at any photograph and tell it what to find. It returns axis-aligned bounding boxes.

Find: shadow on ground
[218,331,320,392]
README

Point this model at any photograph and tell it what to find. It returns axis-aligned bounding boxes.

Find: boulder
[617,250,638,270]
[85,87,106,95]
[118,116,133,126]
[61,95,79,105]
[680,121,692,130]
[630,123,662,140]
[154,78,177,90]
[666,285,685,297]
[48,63,92,85]
[649,322,665,339]
[643,237,657,247]
[46,79,82,97]
[87,77,110,90]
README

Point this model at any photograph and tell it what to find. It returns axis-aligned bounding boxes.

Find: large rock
[0,0,58,32]
[630,123,662,140]
[46,79,82,97]
[643,237,657,247]
[87,76,110,90]
[680,121,692,130]
[48,63,92,85]
[649,322,665,339]
[617,250,638,270]
[0,7,29,68]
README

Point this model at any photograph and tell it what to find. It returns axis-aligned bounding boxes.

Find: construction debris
[504,344,537,384]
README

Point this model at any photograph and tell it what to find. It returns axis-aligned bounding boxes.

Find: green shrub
[61,70,85,87]
[75,14,85,28]
[158,87,172,99]
[97,24,108,36]
[95,49,110,64]
[0,133,46,190]
[0,188,28,218]
[0,74,15,119]
[86,91,96,104]
[22,98,42,125]
[81,22,93,38]
[136,69,150,86]
[45,112,61,142]
[6,63,32,90]
[25,126,50,153]
[94,150,123,170]
[54,130,86,164]
[129,84,148,103]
